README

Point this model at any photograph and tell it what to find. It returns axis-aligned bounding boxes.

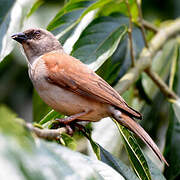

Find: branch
[25,122,67,140]
[115,18,180,99]
[142,19,158,33]
[125,0,135,67]
[145,68,178,100]
[135,0,149,48]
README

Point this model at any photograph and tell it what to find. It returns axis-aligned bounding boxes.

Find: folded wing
[43,52,142,119]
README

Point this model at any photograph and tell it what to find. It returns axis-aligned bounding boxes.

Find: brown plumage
[11,28,168,166]
[43,52,142,119]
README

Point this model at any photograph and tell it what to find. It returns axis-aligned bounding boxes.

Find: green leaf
[164,43,180,180]
[48,0,114,55]
[27,0,44,18]
[71,16,127,70]
[96,20,144,85]
[0,134,124,179]
[164,105,180,180]
[98,144,139,180]
[145,156,166,180]
[87,128,163,180]
[98,0,138,22]
[85,128,139,179]
[114,120,152,180]
[80,0,113,21]
[0,105,124,179]
[0,0,34,61]
[61,133,77,150]
[39,109,63,125]
[0,0,15,61]
[83,128,101,160]
[71,14,144,77]
[96,57,122,84]
[47,0,112,33]
[172,99,180,122]
[86,124,161,180]
[0,105,32,148]
[47,0,94,31]
[171,43,180,122]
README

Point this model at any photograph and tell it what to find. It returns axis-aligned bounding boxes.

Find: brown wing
[43,51,142,119]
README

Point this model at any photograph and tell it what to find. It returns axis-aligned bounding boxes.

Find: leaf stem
[125,0,135,67]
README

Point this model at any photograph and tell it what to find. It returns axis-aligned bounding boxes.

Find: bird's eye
[34,30,41,35]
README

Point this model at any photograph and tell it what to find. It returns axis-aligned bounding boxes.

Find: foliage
[0,0,180,179]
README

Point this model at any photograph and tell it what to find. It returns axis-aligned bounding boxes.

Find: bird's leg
[55,111,90,124]
[64,122,87,136]
[64,124,74,136]
[55,110,91,135]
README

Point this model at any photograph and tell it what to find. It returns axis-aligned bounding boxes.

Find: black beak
[11,32,27,43]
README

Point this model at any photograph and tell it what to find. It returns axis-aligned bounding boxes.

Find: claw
[65,124,74,136]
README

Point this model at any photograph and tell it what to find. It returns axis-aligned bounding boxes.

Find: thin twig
[169,44,178,90]
[145,68,178,100]
[125,0,135,67]
[136,0,149,48]
[115,18,180,100]
[25,122,67,140]
[142,19,158,33]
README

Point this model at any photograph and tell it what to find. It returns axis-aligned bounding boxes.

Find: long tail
[109,106,168,166]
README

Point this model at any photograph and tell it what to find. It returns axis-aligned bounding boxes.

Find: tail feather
[110,107,168,166]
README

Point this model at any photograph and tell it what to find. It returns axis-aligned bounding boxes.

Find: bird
[11,28,168,165]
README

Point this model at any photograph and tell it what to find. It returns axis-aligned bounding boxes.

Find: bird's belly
[34,80,109,122]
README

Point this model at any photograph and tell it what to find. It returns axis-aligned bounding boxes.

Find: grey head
[11,28,63,63]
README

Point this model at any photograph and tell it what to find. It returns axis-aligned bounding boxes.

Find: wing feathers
[43,52,142,119]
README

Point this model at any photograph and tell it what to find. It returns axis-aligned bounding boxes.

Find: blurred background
[0,0,180,179]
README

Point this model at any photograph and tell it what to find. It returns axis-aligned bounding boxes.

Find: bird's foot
[54,111,91,136]
[54,119,86,136]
